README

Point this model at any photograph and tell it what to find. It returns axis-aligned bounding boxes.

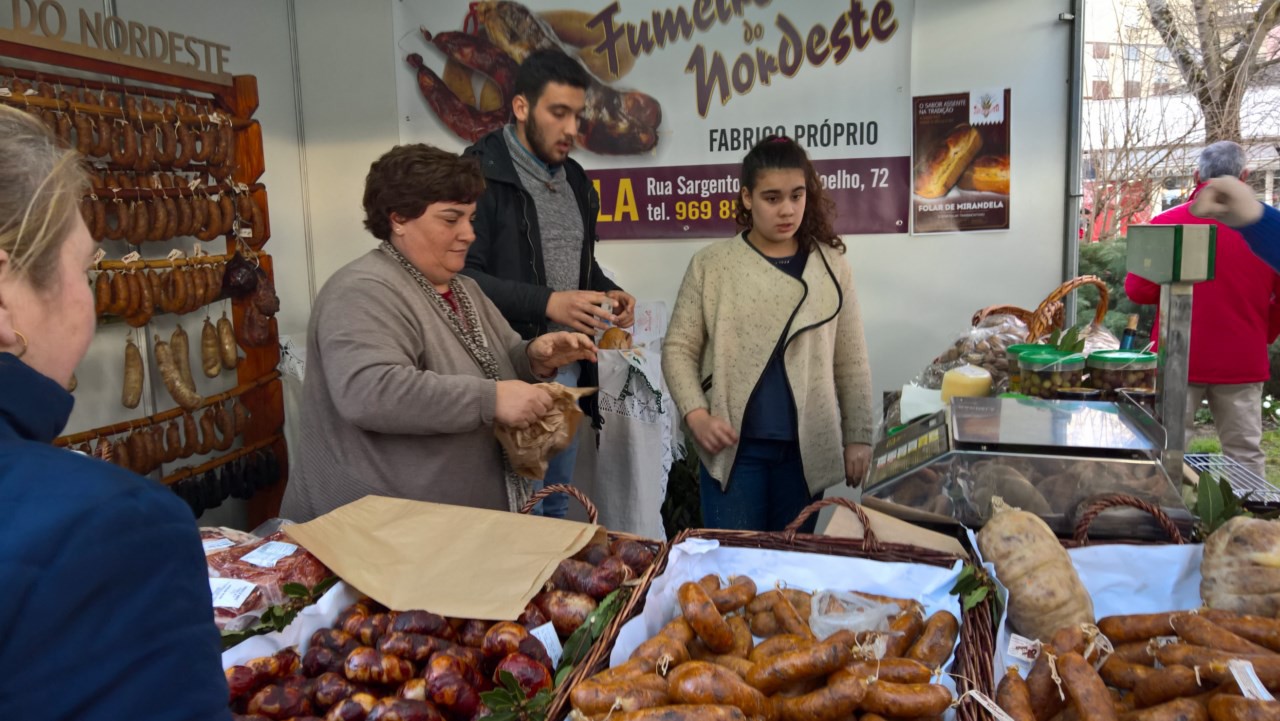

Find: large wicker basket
[970,274,1111,342]
[547,498,999,721]
[518,484,666,720]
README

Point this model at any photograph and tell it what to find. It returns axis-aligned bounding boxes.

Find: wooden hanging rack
[161,432,283,486]
[54,370,280,446]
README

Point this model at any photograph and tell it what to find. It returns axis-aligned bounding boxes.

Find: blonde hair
[0,105,87,290]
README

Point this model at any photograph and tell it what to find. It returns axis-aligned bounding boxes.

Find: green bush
[1187,437,1222,454]
[1076,238,1156,339]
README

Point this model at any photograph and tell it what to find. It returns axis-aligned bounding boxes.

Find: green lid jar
[1019,351,1086,399]
[1087,351,1158,400]
[1006,344,1047,393]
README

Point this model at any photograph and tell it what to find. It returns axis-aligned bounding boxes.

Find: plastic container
[1019,351,1085,399]
[1087,351,1157,400]
[1056,387,1102,401]
[1118,387,1157,414]
[1005,344,1045,393]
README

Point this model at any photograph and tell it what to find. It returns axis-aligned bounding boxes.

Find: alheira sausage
[155,335,203,410]
[122,337,144,409]
[217,311,239,369]
[1200,610,1280,654]
[997,666,1037,721]
[905,610,960,669]
[745,629,855,695]
[708,576,758,614]
[1057,651,1119,721]
[1120,697,1209,721]
[1099,656,1158,691]
[859,681,953,718]
[749,635,811,666]
[667,661,776,721]
[771,591,815,642]
[171,325,197,392]
[679,582,736,654]
[839,658,934,685]
[726,616,753,659]
[201,319,222,378]
[1207,694,1280,721]
[1171,614,1275,657]
[1099,613,1178,645]
[1133,665,1206,709]
[570,674,669,715]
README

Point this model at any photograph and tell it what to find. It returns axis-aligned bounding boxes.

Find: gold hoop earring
[12,330,27,359]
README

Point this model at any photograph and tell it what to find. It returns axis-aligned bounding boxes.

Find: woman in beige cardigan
[663,137,874,532]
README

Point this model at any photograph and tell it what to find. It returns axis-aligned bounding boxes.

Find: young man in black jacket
[463,49,635,518]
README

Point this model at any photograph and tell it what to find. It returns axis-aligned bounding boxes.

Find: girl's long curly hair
[734,135,845,254]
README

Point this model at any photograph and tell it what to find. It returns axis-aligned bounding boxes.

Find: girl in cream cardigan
[663,137,874,532]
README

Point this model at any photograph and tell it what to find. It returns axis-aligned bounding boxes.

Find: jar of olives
[1006,344,1046,393]
[1019,351,1086,399]
[1086,351,1157,400]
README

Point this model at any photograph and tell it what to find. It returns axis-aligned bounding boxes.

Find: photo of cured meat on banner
[404,1,662,155]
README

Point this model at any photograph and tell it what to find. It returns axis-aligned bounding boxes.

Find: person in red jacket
[1124,141,1280,478]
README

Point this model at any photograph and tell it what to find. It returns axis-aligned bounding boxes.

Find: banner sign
[393,1,914,239]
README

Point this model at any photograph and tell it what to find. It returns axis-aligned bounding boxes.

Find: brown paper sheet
[283,495,601,620]
[824,502,967,557]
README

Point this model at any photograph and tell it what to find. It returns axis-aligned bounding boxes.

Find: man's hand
[844,443,872,487]
[606,290,637,328]
[686,408,739,455]
[495,380,554,429]
[547,290,615,334]
[1191,176,1264,228]
[528,331,598,377]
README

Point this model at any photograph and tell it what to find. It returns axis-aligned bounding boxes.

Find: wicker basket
[519,484,666,720]
[969,274,1111,343]
[1063,493,1186,548]
[1027,275,1110,341]
[547,498,998,721]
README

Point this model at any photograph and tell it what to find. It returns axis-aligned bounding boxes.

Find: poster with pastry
[911,88,1011,234]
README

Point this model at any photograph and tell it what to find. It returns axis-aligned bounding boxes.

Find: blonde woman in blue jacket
[663,136,874,532]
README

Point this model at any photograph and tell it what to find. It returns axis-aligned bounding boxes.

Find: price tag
[529,622,563,668]
[203,538,236,553]
[192,243,204,257]
[238,227,254,239]
[209,578,258,609]
[236,182,250,193]
[240,541,298,568]
[120,251,142,264]
[188,177,203,191]
[92,248,106,265]
[968,690,1018,721]
[1229,660,1276,701]
[0,88,10,97]
[166,249,186,261]
[1007,633,1040,670]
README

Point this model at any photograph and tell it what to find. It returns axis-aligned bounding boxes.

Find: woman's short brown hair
[362,144,486,241]
[0,106,87,290]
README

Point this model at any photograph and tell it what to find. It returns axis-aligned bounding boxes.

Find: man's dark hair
[514,49,590,108]
[362,144,485,241]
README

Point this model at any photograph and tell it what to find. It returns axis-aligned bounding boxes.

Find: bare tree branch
[1146,0,1210,89]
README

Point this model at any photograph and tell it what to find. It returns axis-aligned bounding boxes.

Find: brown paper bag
[495,383,597,480]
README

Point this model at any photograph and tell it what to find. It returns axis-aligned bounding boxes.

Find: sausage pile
[997,613,1280,721]
[227,600,557,721]
[569,577,960,721]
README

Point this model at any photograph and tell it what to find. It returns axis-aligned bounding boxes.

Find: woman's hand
[686,408,738,455]
[844,443,872,487]
[495,380,554,429]
[528,331,598,378]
